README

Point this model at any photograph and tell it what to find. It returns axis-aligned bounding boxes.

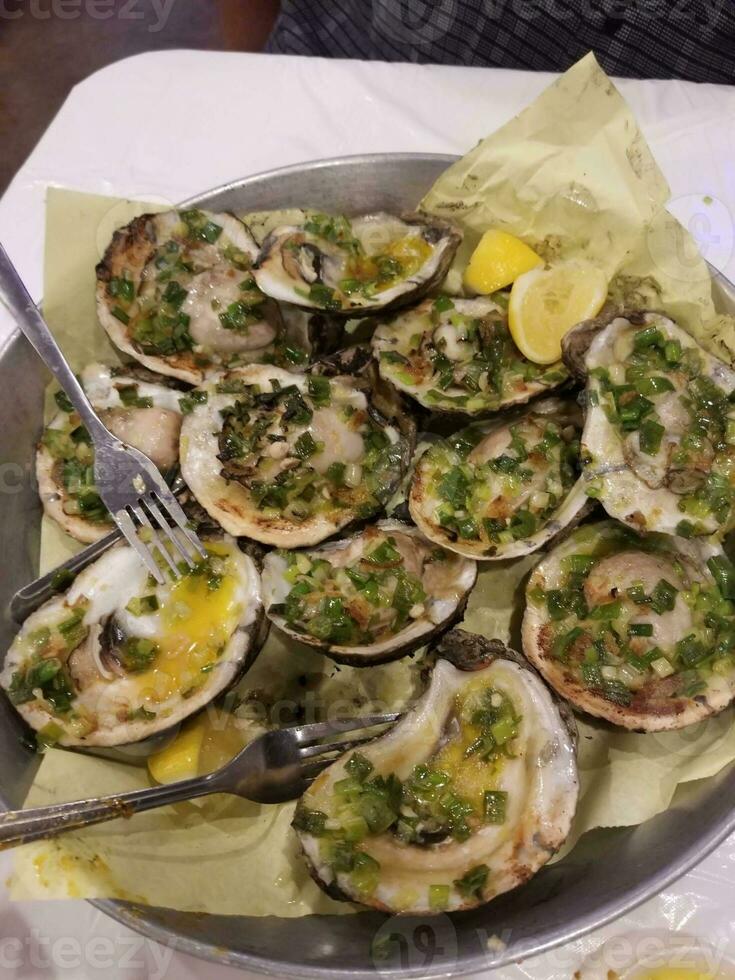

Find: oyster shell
[96,209,330,384]
[37,363,184,544]
[409,398,589,559]
[262,521,477,666]
[252,211,461,316]
[179,365,413,548]
[564,310,735,536]
[0,536,264,746]
[522,519,735,731]
[294,629,578,914]
[373,295,569,415]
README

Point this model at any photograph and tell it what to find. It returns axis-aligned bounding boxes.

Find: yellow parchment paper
[10,53,735,912]
[422,52,732,351]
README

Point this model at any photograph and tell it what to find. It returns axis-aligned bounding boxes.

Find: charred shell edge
[561,308,660,382]
[432,628,579,748]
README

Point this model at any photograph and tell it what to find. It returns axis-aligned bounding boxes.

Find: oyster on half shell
[0,536,264,746]
[293,629,578,914]
[410,398,589,559]
[37,363,184,544]
[522,520,735,731]
[253,212,461,316]
[373,295,569,415]
[179,365,412,548]
[564,309,735,537]
[262,521,477,666]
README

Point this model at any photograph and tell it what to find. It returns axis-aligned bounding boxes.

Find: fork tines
[116,489,205,585]
[297,712,401,765]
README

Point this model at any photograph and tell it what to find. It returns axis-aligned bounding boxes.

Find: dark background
[0,0,279,194]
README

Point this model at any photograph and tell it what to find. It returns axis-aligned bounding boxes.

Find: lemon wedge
[148,717,207,784]
[508,260,608,364]
[464,229,542,294]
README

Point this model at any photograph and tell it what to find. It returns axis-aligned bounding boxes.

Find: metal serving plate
[2,153,735,977]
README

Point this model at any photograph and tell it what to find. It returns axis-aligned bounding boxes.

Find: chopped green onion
[125,595,160,616]
[707,555,735,601]
[483,790,508,824]
[628,622,654,637]
[111,306,130,325]
[650,579,678,614]
[638,418,665,455]
[589,600,623,620]
[54,390,74,413]
[453,864,488,900]
[429,884,450,910]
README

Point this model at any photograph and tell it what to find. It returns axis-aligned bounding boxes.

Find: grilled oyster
[0,536,264,746]
[262,521,477,666]
[252,212,461,316]
[37,363,184,543]
[294,629,578,914]
[96,209,326,384]
[179,365,412,548]
[522,520,735,731]
[410,398,588,559]
[564,310,735,537]
[373,295,569,415]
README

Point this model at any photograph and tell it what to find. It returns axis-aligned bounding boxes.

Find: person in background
[240,0,734,84]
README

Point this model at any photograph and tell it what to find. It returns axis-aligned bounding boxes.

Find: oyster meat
[179,365,412,547]
[522,520,735,730]
[253,212,461,316]
[262,521,477,665]
[410,398,588,559]
[37,363,184,544]
[0,536,264,746]
[294,629,578,914]
[373,295,568,415]
[564,310,735,536]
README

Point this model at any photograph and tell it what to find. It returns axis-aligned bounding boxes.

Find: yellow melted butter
[134,544,243,703]
[346,236,432,292]
[431,677,507,810]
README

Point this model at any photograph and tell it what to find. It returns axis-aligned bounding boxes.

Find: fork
[0,243,205,583]
[0,713,400,849]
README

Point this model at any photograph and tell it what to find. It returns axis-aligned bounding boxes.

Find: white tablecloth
[1,50,734,979]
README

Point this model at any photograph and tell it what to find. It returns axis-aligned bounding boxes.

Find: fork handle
[0,243,109,442]
[0,770,226,850]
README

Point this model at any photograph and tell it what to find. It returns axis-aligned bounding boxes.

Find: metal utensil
[0,712,399,849]
[9,478,187,624]
[0,243,205,584]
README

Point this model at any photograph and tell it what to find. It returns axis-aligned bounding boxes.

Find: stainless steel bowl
[2,153,735,978]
